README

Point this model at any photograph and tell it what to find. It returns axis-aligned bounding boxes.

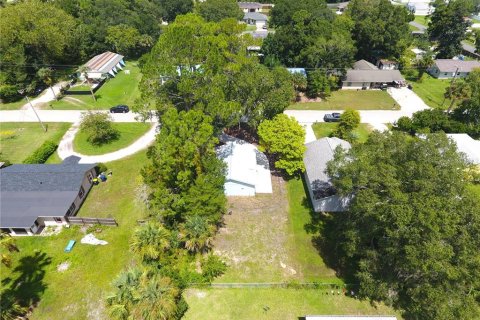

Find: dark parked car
[33,85,47,96]
[110,105,129,113]
[323,112,341,122]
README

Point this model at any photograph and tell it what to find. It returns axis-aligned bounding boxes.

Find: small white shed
[216,137,272,196]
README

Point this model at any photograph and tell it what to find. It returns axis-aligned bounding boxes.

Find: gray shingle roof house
[243,12,268,29]
[428,59,480,79]
[238,2,263,12]
[304,138,352,212]
[353,59,378,70]
[0,157,96,235]
[342,69,405,89]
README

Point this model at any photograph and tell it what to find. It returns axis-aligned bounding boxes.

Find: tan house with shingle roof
[428,59,480,79]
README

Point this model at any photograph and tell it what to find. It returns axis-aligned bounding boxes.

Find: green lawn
[0,98,27,110]
[468,184,480,198]
[185,177,401,317]
[414,15,429,26]
[288,91,398,110]
[312,122,372,143]
[184,288,402,319]
[286,178,340,282]
[407,74,452,109]
[73,123,151,155]
[0,152,147,320]
[47,61,141,110]
[0,122,71,163]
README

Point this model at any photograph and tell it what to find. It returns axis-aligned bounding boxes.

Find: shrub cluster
[79,112,119,146]
[394,109,479,138]
[23,140,57,164]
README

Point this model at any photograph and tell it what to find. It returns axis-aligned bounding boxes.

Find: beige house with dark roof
[428,59,480,79]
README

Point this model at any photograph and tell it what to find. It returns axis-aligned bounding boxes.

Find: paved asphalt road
[0,109,156,123]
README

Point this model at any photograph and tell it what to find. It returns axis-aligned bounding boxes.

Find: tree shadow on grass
[298,175,358,285]
[1,251,52,318]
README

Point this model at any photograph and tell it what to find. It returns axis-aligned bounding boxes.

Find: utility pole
[442,66,459,109]
[19,89,47,132]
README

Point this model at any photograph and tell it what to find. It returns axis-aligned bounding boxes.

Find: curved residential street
[0,109,152,123]
[57,122,158,164]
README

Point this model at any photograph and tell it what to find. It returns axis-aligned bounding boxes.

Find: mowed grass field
[184,177,401,319]
[407,74,452,109]
[0,152,148,320]
[184,288,402,320]
[47,61,141,110]
[312,122,373,143]
[414,15,429,26]
[73,122,152,155]
[288,90,398,110]
[0,122,71,163]
[0,99,27,110]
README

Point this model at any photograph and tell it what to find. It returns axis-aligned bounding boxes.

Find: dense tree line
[395,69,480,138]
[325,131,480,320]
[0,0,193,102]
[139,14,295,130]
[428,0,471,58]
[107,109,228,319]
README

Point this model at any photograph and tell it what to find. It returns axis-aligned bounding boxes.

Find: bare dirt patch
[213,176,303,282]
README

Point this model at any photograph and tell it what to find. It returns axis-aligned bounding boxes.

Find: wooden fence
[67,217,118,226]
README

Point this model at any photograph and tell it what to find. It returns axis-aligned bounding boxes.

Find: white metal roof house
[80,51,125,80]
[303,138,352,212]
[428,59,480,79]
[216,135,272,196]
[447,134,480,165]
[0,156,96,236]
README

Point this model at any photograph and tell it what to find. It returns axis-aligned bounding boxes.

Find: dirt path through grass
[213,176,302,282]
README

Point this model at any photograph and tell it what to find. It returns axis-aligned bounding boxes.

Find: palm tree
[78,65,96,101]
[131,273,180,320]
[417,53,434,79]
[444,80,471,113]
[107,268,180,320]
[180,215,216,253]
[37,67,58,101]
[106,267,142,320]
[130,223,171,262]
[0,232,19,268]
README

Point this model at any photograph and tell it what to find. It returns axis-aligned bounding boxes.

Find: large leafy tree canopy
[142,108,226,227]
[0,0,76,86]
[347,0,413,60]
[54,0,166,59]
[197,0,243,22]
[428,0,471,58]
[326,131,480,320]
[258,114,306,176]
[269,0,333,27]
[140,14,294,129]
[262,11,356,69]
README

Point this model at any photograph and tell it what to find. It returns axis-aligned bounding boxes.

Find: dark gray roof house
[353,59,378,70]
[243,12,268,25]
[342,69,405,89]
[304,137,352,212]
[0,157,96,235]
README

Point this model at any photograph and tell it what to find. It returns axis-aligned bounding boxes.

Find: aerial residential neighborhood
[0,0,479,319]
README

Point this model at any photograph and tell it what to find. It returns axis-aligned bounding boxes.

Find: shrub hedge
[23,140,58,164]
